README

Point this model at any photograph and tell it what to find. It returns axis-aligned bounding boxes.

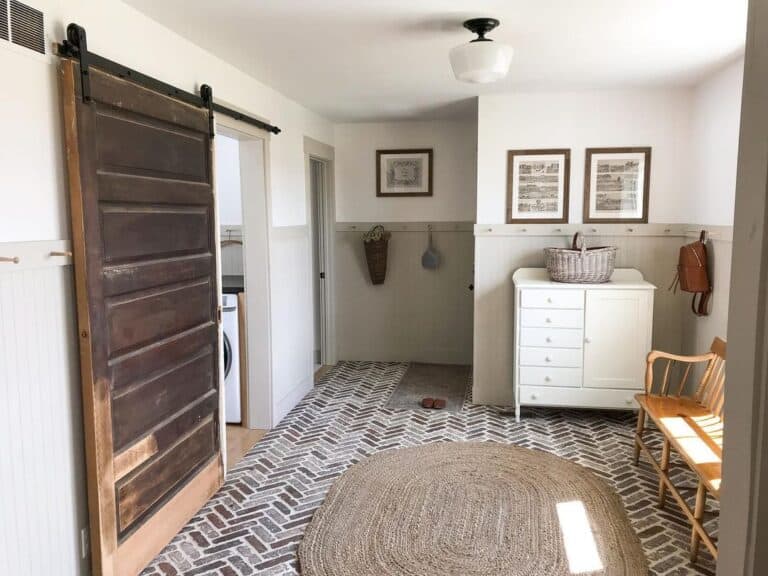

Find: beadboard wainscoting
[472,224,733,406]
[335,222,474,365]
[270,225,315,423]
[0,241,88,576]
[220,225,244,276]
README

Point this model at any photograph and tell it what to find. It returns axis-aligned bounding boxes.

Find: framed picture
[376,149,433,197]
[584,147,651,223]
[506,149,571,223]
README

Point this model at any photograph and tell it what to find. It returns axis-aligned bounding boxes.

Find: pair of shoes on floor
[421,397,446,410]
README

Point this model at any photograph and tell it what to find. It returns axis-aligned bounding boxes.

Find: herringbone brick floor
[141,361,717,575]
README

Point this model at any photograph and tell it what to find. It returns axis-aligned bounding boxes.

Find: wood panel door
[60,59,223,576]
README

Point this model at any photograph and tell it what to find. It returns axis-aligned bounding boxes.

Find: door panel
[60,59,223,576]
[583,289,652,390]
[100,205,210,262]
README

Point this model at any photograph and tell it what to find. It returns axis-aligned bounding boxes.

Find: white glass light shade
[449,41,514,84]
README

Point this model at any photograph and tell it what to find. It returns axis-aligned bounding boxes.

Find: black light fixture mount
[463,18,500,42]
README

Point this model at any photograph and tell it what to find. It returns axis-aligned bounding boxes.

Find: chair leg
[658,438,670,508]
[633,407,646,465]
[690,481,707,562]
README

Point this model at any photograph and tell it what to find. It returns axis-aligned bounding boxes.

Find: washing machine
[222,294,241,423]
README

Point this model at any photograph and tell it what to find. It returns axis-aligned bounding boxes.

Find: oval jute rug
[298,442,648,576]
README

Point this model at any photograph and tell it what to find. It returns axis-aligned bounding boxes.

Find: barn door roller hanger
[56,23,281,136]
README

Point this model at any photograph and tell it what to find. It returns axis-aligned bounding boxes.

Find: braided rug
[299,441,648,575]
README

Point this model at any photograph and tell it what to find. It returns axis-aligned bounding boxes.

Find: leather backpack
[670,231,712,316]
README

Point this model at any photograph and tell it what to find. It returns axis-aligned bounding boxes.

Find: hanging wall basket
[363,225,391,285]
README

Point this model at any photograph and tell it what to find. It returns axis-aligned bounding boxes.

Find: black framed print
[506,149,571,223]
[584,147,651,223]
[376,149,433,197]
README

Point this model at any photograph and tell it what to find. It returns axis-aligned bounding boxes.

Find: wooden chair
[633,337,726,563]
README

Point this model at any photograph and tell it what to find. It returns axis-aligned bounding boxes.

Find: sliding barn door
[60,59,223,576]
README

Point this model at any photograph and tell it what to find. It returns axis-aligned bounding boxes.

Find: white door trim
[304,136,337,367]
[718,2,767,573]
[215,114,275,432]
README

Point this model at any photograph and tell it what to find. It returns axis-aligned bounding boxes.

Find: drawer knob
[545,356,552,362]
[531,393,538,400]
[585,337,592,344]
[544,376,551,382]
[625,397,633,405]
[545,337,552,343]
[545,317,552,323]
[547,297,553,304]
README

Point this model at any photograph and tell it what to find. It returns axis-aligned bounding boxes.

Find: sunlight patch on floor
[556,500,604,574]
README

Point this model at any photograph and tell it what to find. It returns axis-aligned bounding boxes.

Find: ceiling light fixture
[449,18,513,84]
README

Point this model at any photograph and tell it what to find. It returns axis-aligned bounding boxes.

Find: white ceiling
[124,0,747,122]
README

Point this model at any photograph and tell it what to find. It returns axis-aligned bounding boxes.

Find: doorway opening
[306,139,336,376]
[310,157,329,370]
[214,117,273,471]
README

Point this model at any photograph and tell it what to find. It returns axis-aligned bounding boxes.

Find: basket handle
[572,232,587,256]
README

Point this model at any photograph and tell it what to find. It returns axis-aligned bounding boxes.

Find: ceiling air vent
[9,0,44,54]
[0,1,8,41]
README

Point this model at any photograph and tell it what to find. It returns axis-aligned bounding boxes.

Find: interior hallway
[142,362,717,576]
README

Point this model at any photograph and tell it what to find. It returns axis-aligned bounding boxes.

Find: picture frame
[583,147,651,223]
[506,149,571,223]
[376,149,433,197]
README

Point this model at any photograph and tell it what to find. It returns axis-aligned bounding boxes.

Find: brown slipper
[421,397,435,409]
[433,398,446,410]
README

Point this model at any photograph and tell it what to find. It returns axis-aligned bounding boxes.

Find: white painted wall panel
[689,58,744,226]
[335,228,474,364]
[334,120,477,222]
[0,262,87,575]
[269,226,314,424]
[476,89,693,224]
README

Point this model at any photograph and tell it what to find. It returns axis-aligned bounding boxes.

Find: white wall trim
[473,223,734,241]
[0,240,73,272]
[337,221,474,233]
[474,223,687,238]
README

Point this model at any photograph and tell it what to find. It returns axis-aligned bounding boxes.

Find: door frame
[304,137,337,367]
[717,1,768,573]
[215,114,275,431]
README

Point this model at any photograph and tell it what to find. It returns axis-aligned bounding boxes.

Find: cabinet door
[583,290,652,390]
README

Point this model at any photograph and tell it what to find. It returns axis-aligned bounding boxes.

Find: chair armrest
[647,350,716,364]
[644,350,716,395]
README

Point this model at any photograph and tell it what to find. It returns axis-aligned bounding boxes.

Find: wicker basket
[363,226,391,285]
[544,232,617,283]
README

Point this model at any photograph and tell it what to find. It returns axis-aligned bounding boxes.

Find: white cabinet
[513,268,655,421]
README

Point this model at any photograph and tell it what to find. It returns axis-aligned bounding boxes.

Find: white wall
[333,120,477,364]
[690,57,744,226]
[681,57,743,361]
[215,134,243,226]
[477,89,693,224]
[334,120,477,222]
[0,0,333,573]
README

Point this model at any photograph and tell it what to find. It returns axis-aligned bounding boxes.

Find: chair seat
[635,394,723,496]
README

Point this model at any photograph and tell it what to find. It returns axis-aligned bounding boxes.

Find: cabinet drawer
[519,366,582,388]
[520,308,583,329]
[519,327,583,349]
[521,289,584,310]
[519,386,638,409]
[519,347,582,368]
